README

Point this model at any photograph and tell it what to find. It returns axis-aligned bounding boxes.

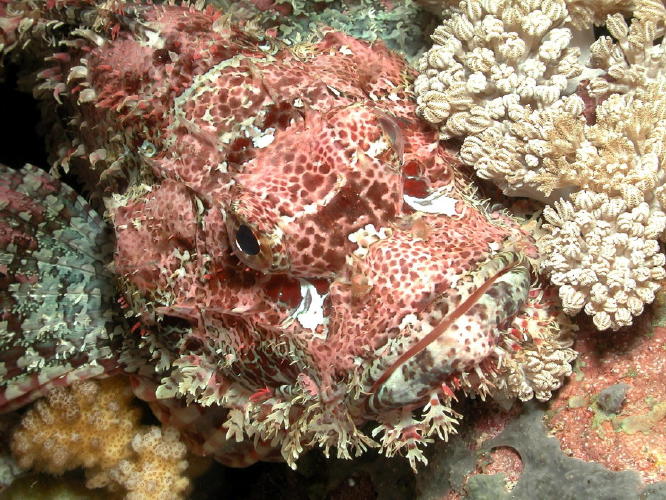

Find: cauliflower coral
[415,0,666,330]
[414,0,590,198]
[10,376,190,499]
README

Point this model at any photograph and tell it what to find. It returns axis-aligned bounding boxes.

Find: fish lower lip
[367,252,530,410]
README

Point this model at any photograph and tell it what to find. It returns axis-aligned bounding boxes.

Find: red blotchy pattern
[0,0,548,469]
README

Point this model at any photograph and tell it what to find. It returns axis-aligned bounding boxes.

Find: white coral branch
[539,190,666,330]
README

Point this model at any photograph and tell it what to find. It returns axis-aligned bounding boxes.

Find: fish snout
[366,252,530,412]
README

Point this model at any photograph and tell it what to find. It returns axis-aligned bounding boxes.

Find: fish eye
[225,199,289,274]
[235,224,261,256]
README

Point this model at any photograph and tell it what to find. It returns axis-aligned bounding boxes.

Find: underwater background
[0,0,666,498]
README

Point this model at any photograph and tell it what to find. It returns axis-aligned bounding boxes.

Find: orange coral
[10,376,190,499]
[108,427,190,500]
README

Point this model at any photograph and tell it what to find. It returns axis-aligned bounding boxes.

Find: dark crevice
[0,60,48,170]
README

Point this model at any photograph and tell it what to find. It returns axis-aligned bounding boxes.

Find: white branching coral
[535,89,666,200]
[564,0,635,29]
[414,0,586,138]
[414,0,593,199]
[574,0,666,28]
[414,0,664,28]
[458,94,585,200]
[588,13,666,95]
[536,84,666,330]
[416,0,666,329]
[540,191,666,330]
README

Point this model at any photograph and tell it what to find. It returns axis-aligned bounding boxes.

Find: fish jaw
[364,252,530,412]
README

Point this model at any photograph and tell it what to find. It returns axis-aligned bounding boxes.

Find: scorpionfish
[0,0,576,469]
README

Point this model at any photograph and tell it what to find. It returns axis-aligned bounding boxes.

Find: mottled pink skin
[1,1,542,466]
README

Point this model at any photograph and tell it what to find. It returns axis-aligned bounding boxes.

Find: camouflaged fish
[0,0,576,470]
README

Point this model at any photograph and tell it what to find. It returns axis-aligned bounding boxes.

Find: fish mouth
[366,252,530,412]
